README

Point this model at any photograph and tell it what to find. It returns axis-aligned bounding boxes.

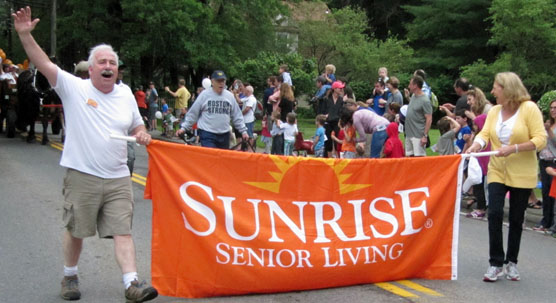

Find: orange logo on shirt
[86,99,98,108]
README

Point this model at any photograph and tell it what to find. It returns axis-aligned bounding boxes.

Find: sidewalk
[150,129,546,228]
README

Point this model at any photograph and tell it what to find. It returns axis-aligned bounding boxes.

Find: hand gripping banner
[144,140,463,298]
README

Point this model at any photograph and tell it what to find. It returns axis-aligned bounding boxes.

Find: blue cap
[211,70,227,80]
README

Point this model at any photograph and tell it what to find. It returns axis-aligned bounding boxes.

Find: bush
[231,51,318,99]
[538,90,556,118]
[295,106,315,119]
[349,80,372,102]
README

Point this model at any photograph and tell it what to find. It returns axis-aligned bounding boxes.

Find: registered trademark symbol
[425,219,433,228]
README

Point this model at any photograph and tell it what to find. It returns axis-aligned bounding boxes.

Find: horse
[15,69,41,142]
[0,78,18,137]
[35,69,64,144]
[16,69,64,144]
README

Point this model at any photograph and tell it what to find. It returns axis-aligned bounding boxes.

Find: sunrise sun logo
[244,156,372,194]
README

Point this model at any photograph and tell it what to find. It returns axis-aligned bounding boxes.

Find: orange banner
[145,140,462,298]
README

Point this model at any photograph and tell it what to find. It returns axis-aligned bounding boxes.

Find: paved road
[1,132,555,303]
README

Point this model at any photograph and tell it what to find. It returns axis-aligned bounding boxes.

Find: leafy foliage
[297,6,415,100]
[232,51,317,98]
[5,0,556,106]
[404,0,495,75]
[325,0,415,39]
[538,90,556,116]
[486,0,556,99]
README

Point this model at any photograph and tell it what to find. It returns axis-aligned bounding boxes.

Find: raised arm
[12,7,58,86]
[164,86,177,97]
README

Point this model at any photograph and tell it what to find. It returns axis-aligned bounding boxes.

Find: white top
[496,109,519,145]
[280,122,298,141]
[270,121,284,136]
[282,72,293,86]
[474,108,519,148]
[54,68,143,178]
[241,94,257,124]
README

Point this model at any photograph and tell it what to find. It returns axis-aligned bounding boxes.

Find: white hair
[74,60,89,74]
[87,44,119,67]
[245,85,254,94]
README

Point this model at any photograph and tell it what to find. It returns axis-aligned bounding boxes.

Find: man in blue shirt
[367,80,390,116]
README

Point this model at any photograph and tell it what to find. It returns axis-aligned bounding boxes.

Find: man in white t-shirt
[241,85,257,138]
[13,7,157,302]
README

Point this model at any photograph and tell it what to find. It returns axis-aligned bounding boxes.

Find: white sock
[123,272,138,289]
[64,265,78,277]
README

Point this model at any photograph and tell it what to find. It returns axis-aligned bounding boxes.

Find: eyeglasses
[550,107,556,110]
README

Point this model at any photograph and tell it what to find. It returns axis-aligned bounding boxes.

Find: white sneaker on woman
[483,266,503,282]
[505,262,520,281]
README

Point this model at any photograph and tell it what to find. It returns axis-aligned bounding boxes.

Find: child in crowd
[378,67,389,84]
[382,121,404,158]
[323,64,336,85]
[434,116,461,155]
[455,110,472,154]
[330,127,345,158]
[387,103,401,122]
[162,100,179,137]
[270,110,284,155]
[260,117,272,154]
[280,112,299,156]
[161,98,169,115]
[312,115,327,158]
[335,116,357,159]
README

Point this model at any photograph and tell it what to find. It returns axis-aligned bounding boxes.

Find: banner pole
[109,134,137,143]
[461,151,498,158]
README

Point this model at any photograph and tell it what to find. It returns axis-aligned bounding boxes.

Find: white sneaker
[505,262,520,281]
[483,266,503,282]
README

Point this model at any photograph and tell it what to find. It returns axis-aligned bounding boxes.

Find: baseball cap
[331,81,345,89]
[211,70,227,80]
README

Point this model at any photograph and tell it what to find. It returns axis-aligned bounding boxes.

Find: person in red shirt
[382,121,404,158]
[546,166,556,238]
[134,85,148,127]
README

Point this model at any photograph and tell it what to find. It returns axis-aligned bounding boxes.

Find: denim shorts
[245,122,254,138]
[198,129,230,149]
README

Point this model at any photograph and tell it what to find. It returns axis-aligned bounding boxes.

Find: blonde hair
[494,72,530,110]
[325,64,336,74]
[279,83,295,102]
[467,87,489,115]
[271,110,281,121]
[343,98,357,107]
[316,114,326,125]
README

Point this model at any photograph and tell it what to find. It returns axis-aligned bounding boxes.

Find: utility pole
[50,0,56,57]
[6,2,12,55]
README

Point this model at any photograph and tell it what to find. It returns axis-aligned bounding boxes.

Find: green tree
[54,0,288,89]
[297,6,415,99]
[403,0,495,76]
[486,0,556,98]
[119,0,288,88]
[325,0,418,39]
[57,0,124,68]
[233,51,317,98]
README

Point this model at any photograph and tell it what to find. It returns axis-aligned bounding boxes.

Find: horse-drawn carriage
[0,68,64,144]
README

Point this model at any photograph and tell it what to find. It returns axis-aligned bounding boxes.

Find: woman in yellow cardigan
[467,72,546,282]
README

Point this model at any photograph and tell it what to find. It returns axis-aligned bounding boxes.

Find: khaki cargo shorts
[405,137,427,157]
[62,169,134,238]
